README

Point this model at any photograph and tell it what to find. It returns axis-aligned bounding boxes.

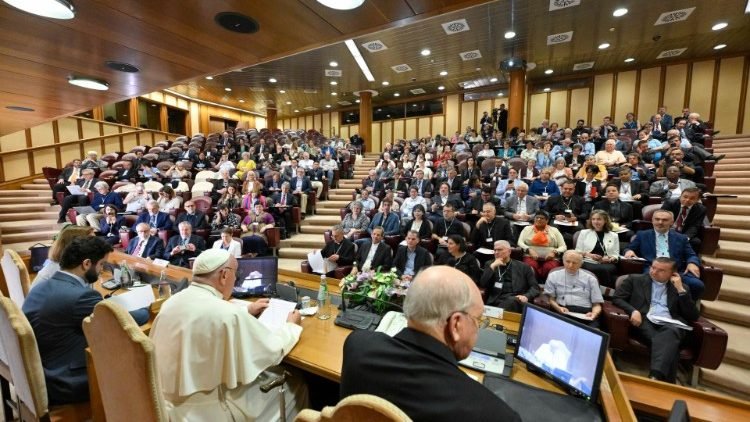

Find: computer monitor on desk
[233,256,278,296]
[515,304,609,403]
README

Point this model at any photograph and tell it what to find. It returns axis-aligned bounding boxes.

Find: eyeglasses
[449,311,490,330]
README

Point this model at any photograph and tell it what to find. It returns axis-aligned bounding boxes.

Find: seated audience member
[123,182,150,214]
[431,203,464,249]
[164,222,206,268]
[545,179,586,228]
[649,165,696,201]
[306,161,325,198]
[623,152,651,182]
[517,210,566,280]
[192,151,213,170]
[157,185,182,213]
[217,184,242,210]
[520,158,539,182]
[175,200,208,230]
[436,235,481,284]
[544,251,604,328]
[211,169,236,204]
[566,144,586,175]
[495,168,522,207]
[383,169,407,193]
[78,181,123,230]
[234,152,256,181]
[624,209,704,300]
[242,170,263,196]
[575,210,619,287]
[612,257,699,383]
[401,186,427,218]
[213,227,242,258]
[320,225,355,275]
[469,187,502,216]
[114,160,136,182]
[379,191,400,214]
[32,226,94,285]
[575,165,603,206]
[240,203,275,257]
[550,158,573,187]
[362,169,382,193]
[357,188,377,213]
[351,226,392,273]
[23,237,149,406]
[290,167,313,213]
[341,201,370,239]
[593,184,634,228]
[473,202,514,265]
[211,204,242,232]
[612,167,647,217]
[657,146,699,182]
[429,182,463,222]
[340,266,521,422]
[270,182,296,231]
[80,150,108,170]
[392,230,432,280]
[504,182,540,231]
[365,199,400,237]
[97,204,124,245]
[52,159,83,204]
[520,140,538,162]
[150,249,306,421]
[264,171,283,195]
[479,240,539,312]
[319,151,338,187]
[410,169,433,196]
[400,204,431,239]
[127,222,165,260]
[661,187,706,253]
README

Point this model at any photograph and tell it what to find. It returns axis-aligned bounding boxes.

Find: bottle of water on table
[317,275,330,320]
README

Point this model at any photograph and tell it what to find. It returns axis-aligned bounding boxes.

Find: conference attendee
[520,158,539,182]
[114,160,135,182]
[240,202,275,257]
[504,182,540,225]
[340,266,521,422]
[264,171,283,196]
[469,187,502,216]
[517,210,566,280]
[365,199,400,236]
[306,161,325,198]
[624,209,704,300]
[430,202,464,249]
[164,222,206,268]
[545,180,586,226]
[543,251,604,328]
[150,249,305,420]
[649,165,697,201]
[123,182,150,214]
[290,167,313,213]
[80,150,108,170]
[340,201,370,240]
[211,169,237,204]
[192,151,213,170]
[52,159,83,204]
[270,182,296,232]
[612,257,699,383]
[436,235,481,284]
[661,187,706,253]
[495,168,522,207]
[565,144,586,174]
[429,182,463,222]
[593,184,634,228]
[319,151,338,186]
[134,200,173,235]
[156,185,182,213]
[78,181,124,230]
[400,204,431,240]
[320,225,355,275]
[574,210,619,287]
[97,204,124,245]
[520,140,537,162]
[351,226,392,273]
[384,169,408,194]
[357,188,376,213]
[575,165,603,203]
[392,230,432,280]
[32,226,94,286]
[401,186,427,218]
[211,204,242,232]
[23,237,148,406]
[473,202,514,265]
[529,167,560,200]
[216,184,241,210]
[550,157,573,186]
[461,157,482,182]
[594,116,618,149]
[213,227,242,258]
[175,200,208,230]
[612,166,647,217]
[127,222,165,260]
[479,240,538,311]
[410,168,433,196]
[234,151,257,181]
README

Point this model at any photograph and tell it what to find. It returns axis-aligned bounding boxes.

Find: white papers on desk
[619,256,646,261]
[566,311,594,321]
[151,258,169,268]
[512,221,530,226]
[107,285,155,312]
[376,311,408,337]
[554,220,578,227]
[614,227,630,234]
[66,185,85,195]
[307,250,337,274]
[647,314,693,331]
[483,306,504,319]
[475,247,494,255]
[258,299,297,331]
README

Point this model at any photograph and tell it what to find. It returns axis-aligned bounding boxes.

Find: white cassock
[150,283,306,421]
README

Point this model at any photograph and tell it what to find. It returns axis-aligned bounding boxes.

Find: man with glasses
[127,222,165,260]
[340,266,520,421]
[175,200,208,230]
[164,222,206,268]
[479,240,539,312]
[544,251,603,328]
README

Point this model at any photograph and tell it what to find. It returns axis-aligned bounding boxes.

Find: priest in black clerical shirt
[479,240,539,312]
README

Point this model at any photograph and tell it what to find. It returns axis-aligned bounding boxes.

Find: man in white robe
[150,249,306,421]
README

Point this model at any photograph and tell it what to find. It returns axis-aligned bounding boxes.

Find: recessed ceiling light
[504,31,516,39]
[331,92,337,96]
[613,8,628,17]
[624,57,635,63]
[438,86,445,90]
[490,77,498,82]
[421,49,431,56]
[3,0,75,19]
[279,90,286,94]
[68,76,109,91]
[382,81,390,86]
[497,92,503,96]
[329,61,338,67]
[355,99,360,103]
[543,88,551,92]
[316,0,364,10]
[714,44,727,50]
[205,76,214,80]
[598,43,610,50]
[325,105,331,108]
[224,87,232,91]
[712,22,728,31]
[544,69,554,75]
[294,109,299,112]
[439,70,448,76]
[268,78,277,83]
[394,93,400,97]
[285,101,291,105]
[330,81,338,85]
[238,99,245,103]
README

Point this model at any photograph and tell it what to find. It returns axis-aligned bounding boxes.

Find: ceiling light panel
[391,64,413,73]
[361,40,388,53]
[655,7,696,25]
[547,31,574,45]
[656,48,687,59]
[573,61,595,71]
[549,0,581,11]
[325,69,342,77]
[459,50,482,61]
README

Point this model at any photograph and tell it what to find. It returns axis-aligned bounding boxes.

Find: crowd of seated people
[48,128,357,267]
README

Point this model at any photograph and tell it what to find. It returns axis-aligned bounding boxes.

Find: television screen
[233,256,278,296]
[515,304,609,402]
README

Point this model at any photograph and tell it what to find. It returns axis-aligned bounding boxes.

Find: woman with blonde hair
[33,226,95,285]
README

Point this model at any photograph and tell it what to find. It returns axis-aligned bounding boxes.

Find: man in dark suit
[479,240,539,312]
[545,180,586,244]
[469,187,503,216]
[429,183,463,222]
[22,237,149,406]
[473,203,514,266]
[134,200,173,235]
[211,169,238,204]
[392,230,432,279]
[593,183,634,228]
[52,159,83,204]
[661,187,706,253]
[410,169,433,196]
[613,167,648,218]
[613,257,699,382]
[291,166,313,213]
[174,200,208,230]
[624,209,704,300]
[114,160,136,182]
[352,227,392,273]
[127,222,166,259]
[341,266,521,422]
[442,168,463,193]
[175,147,197,162]
[57,169,98,223]
[164,221,206,268]
[383,171,408,194]
[362,169,384,193]
[320,225,355,276]
[270,182,297,232]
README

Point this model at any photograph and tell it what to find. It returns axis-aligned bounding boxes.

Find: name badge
[564,209,572,214]
[486,237,493,243]
[494,282,503,290]
[542,192,549,197]
[442,236,448,241]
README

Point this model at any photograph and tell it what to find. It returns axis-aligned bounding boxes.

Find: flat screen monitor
[232,256,278,296]
[515,304,609,403]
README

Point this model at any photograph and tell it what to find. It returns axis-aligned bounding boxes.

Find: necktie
[150,215,156,227]
[281,193,286,205]
[675,207,688,232]
[656,233,669,257]
[83,179,91,190]
[133,240,144,257]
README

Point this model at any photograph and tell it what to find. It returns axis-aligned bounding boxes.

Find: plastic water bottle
[317,275,330,320]
[158,270,171,299]
[120,260,132,288]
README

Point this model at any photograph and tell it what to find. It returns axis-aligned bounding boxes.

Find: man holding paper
[543,251,603,328]
[150,249,306,421]
[612,257,699,383]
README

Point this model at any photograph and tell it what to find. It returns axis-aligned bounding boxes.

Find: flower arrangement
[339,267,410,315]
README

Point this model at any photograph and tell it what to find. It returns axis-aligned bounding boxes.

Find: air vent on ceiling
[573,61,595,71]
[250,87,265,92]
[655,7,695,25]
[656,48,687,59]
[361,40,388,53]
[549,0,581,11]
[441,19,470,34]
[304,106,316,111]
[391,64,412,73]
[337,101,352,106]
[410,88,426,95]
[304,89,318,94]
[459,50,482,61]
[325,69,342,77]
[547,31,573,45]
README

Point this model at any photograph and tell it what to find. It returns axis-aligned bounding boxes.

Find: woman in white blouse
[212,227,242,258]
[575,210,619,288]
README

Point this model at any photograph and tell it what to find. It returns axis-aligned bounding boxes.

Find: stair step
[20,184,52,191]
[702,300,750,327]
[0,204,59,212]
[716,204,750,216]
[300,225,330,234]
[2,230,60,244]
[713,214,749,230]
[0,190,52,197]
[0,212,60,222]
[712,321,750,369]
[717,275,750,305]
[316,208,342,216]
[278,247,310,259]
[279,234,325,249]
[329,194,353,201]
[2,240,54,254]
[717,241,750,261]
[719,228,750,242]
[713,164,750,171]
[703,256,748,278]
[715,195,750,206]
[0,196,53,204]
[715,178,750,186]
[33,179,49,184]
[318,201,350,209]
[714,186,750,195]
[701,362,750,399]
[300,215,342,226]
[0,220,61,234]
[714,171,750,178]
